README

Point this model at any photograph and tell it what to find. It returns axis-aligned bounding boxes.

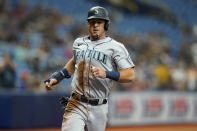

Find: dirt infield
[1,124,197,131]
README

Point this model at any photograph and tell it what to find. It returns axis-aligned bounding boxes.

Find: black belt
[71,93,107,106]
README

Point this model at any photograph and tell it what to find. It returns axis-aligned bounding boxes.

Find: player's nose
[93,22,99,27]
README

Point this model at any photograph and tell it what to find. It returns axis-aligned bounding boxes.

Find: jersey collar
[83,36,112,45]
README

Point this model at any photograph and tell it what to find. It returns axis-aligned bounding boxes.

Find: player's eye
[91,21,101,25]
[89,20,103,25]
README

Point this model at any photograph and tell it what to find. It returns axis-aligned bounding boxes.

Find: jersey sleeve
[72,38,80,63]
[112,43,135,70]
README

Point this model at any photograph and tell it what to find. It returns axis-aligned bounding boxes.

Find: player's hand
[90,65,106,79]
[44,78,57,90]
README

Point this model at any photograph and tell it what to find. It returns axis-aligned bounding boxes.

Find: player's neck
[90,34,106,41]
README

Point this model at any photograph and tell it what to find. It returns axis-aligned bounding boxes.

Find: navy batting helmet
[87,6,110,31]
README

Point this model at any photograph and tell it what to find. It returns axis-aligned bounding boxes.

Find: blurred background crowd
[0,0,197,93]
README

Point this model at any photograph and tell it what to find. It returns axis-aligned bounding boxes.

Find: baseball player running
[44,6,135,131]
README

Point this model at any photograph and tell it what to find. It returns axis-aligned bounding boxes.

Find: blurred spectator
[18,70,30,91]
[14,0,27,19]
[154,59,171,90]
[14,41,30,62]
[178,43,193,66]
[171,60,187,91]
[186,64,197,91]
[0,53,16,89]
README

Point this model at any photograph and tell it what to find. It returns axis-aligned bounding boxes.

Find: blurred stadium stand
[0,0,197,129]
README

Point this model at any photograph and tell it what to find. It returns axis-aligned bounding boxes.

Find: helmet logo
[94,9,99,15]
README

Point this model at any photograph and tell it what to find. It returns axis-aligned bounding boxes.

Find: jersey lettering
[75,49,108,64]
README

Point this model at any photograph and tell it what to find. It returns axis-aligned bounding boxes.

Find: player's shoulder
[73,36,88,46]
[110,37,125,48]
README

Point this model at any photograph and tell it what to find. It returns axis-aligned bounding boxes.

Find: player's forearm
[118,68,135,83]
[91,66,135,82]
[64,57,75,76]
